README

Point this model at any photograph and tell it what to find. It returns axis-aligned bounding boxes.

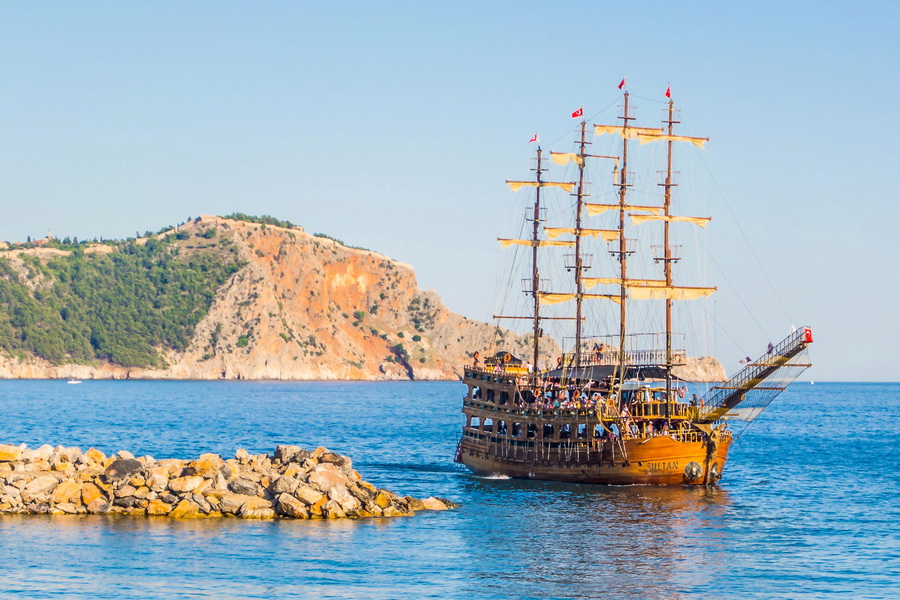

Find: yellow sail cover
[506,181,576,193]
[537,292,621,305]
[498,239,576,248]
[636,133,709,148]
[544,227,618,242]
[583,278,666,290]
[626,286,716,300]
[549,152,585,167]
[586,203,661,216]
[594,125,664,139]
[629,214,711,228]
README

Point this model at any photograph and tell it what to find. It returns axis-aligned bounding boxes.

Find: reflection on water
[458,479,732,599]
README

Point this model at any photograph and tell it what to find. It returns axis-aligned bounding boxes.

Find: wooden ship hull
[460,436,731,486]
[458,367,733,486]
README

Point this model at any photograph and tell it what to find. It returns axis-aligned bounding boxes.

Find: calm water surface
[0,381,897,599]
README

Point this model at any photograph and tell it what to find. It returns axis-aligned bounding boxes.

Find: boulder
[186,454,224,478]
[168,476,204,494]
[22,475,59,502]
[55,502,79,514]
[104,458,143,483]
[218,493,256,515]
[274,445,310,464]
[422,497,449,511]
[328,484,361,513]
[83,448,107,465]
[373,490,394,510]
[146,499,173,515]
[86,497,109,514]
[322,499,345,519]
[269,475,298,496]
[228,478,259,496]
[146,467,170,492]
[307,463,347,492]
[114,484,137,498]
[169,499,201,518]
[156,459,185,477]
[239,497,275,519]
[81,482,106,506]
[23,444,55,462]
[293,484,324,506]
[276,493,308,519]
[0,444,24,462]
[113,496,137,508]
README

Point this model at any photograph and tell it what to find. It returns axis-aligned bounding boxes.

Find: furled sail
[498,238,576,248]
[636,133,709,148]
[594,125,664,139]
[626,286,716,300]
[537,292,621,305]
[506,180,576,193]
[549,152,585,167]
[629,214,711,228]
[544,227,619,242]
[586,203,661,216]
[583,278,666,290]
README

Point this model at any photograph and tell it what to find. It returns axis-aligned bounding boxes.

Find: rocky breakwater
[0,443,455,519]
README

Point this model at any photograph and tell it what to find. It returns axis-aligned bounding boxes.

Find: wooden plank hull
[459,434,731,486]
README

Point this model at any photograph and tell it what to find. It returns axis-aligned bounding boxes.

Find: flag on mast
[665,85,671,99]
[571,107,583,118]
[618,77,626,89]
[529,133,539,143]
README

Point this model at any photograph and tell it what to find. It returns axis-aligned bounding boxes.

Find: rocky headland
[0,443,455,519]
[0,214,726,382]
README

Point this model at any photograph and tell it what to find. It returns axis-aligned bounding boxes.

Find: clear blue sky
[0,1,896,381]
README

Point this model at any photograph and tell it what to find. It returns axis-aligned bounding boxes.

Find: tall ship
[456,87,813,485]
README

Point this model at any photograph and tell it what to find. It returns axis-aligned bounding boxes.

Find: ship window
[472,386,482,400]
[483,418,494,432]
[519,390,534,405]
[578,424,588,439]
[594,425,603,439]
[543,424,554,439]
[512,423,522,437]
[486,389,495,403]
[499,391,509,405]
[527,424,537,438]
[498,420,507,435]
[469,416,480,429]
[560,424,571,439]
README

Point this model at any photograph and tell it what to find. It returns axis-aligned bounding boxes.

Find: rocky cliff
[0,215,726,382]
[0,216,555,380]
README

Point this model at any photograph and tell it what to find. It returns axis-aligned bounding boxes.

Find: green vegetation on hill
[221,213,297,229]
[0,234,245,368]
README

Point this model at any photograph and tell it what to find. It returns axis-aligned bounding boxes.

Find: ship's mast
[616,92,633,387]
[663,100,677,411]
[530,148,545,377]
[572,120,589,368]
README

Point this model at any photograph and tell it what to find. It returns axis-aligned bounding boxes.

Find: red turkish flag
[571,107,583,118]
[665,85,671,98]
[618,77,626,89]
[529,133,539,143]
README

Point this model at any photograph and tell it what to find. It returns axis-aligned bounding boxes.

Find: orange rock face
[0,216,557,381]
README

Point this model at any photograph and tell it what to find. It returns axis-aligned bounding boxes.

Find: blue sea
[0,380,896,599]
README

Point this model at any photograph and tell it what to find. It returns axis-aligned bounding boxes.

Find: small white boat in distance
[66,380,82,385]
